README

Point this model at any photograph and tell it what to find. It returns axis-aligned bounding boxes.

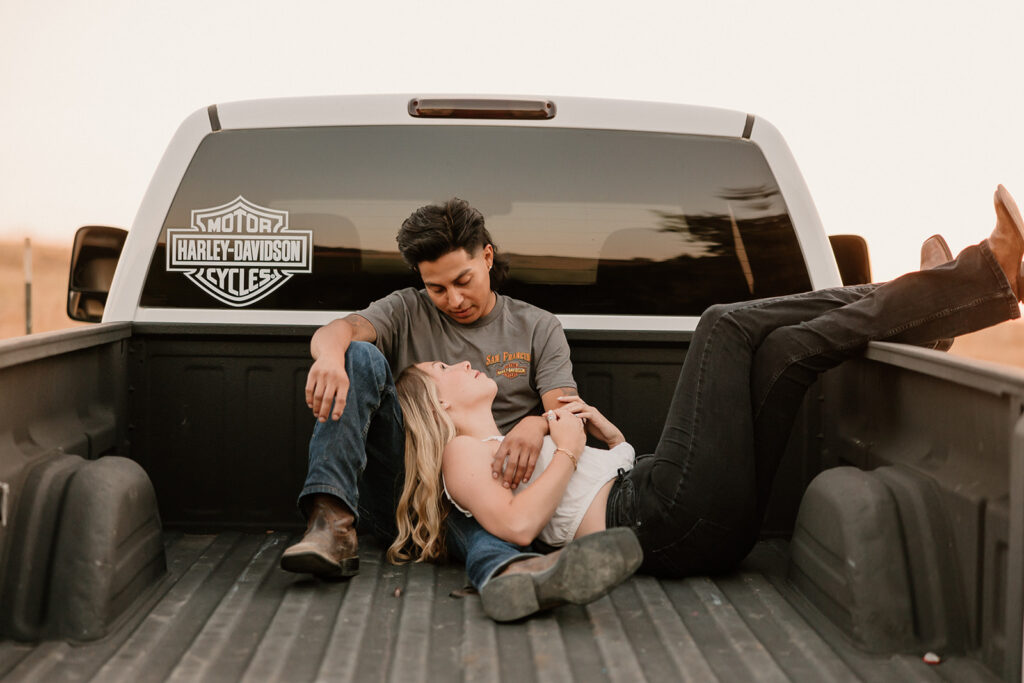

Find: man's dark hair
[397,197,510,289]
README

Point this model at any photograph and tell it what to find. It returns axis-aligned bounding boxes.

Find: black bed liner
[0,532,998,683]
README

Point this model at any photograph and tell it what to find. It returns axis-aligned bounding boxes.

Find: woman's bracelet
[554,447,578,470]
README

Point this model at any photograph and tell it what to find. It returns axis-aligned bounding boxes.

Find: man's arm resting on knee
[306,314,378,422]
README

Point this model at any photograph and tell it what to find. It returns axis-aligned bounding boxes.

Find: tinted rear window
[141,125,811,314]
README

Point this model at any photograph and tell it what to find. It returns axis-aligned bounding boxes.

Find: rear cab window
[141,125,811,321]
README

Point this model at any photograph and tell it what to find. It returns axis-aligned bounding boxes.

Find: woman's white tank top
[443,435,635,547]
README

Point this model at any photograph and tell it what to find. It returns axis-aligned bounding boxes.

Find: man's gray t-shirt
[358,289,575,433]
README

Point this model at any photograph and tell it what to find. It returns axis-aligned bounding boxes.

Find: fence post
[24,238,32,335]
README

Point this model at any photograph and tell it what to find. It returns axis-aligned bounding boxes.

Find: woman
[388,186,1024,593]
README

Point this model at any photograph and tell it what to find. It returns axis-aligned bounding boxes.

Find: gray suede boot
[479,527,643,622]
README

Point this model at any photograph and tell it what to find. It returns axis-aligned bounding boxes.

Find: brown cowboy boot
[990,184,1024,301]
[280,494,359,579]
[920,234,953,271]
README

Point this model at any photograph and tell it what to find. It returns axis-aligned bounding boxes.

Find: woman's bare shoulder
[443,435,492,468]
[442,436,497,505]
[445,434,487,456]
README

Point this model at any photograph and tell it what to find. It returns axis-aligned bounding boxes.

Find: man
[281,197,641,621]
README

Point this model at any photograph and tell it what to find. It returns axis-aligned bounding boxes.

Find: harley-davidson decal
[166,196,312,306]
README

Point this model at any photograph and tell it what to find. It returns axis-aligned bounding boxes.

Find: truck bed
[0,532,998,683]
[2,327,1020,682]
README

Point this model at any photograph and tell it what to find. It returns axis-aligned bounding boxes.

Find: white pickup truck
[0,94,1020,682]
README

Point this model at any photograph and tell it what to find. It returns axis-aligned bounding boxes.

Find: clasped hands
[490,396,624,489]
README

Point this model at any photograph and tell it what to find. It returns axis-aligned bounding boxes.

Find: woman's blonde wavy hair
[388,365,456,564]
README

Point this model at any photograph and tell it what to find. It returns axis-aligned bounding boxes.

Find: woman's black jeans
[607,241,1019,577]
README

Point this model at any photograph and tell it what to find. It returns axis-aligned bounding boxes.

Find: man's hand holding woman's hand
[556,396,624,448]
[305,353,349,422]
[547,407,587,458]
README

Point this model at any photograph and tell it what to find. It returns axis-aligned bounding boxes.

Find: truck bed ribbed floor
[0,532,999,682]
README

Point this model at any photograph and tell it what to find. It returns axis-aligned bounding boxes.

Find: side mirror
[67,226,128,322]
[828,234,872,286]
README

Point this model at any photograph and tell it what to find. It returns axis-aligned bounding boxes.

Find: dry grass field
[2,237,1023,370]
[1,239,87,339]
[949,317,1024,370]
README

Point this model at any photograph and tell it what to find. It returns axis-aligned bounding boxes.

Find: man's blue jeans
[299,341,534,588]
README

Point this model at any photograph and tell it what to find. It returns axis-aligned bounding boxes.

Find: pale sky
[1,0,1022,281]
